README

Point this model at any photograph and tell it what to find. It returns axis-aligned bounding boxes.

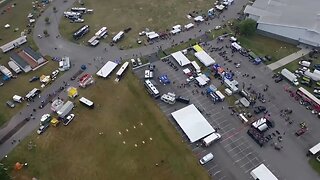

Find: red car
[295,128,308,136]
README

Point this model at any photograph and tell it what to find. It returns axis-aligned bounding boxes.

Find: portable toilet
[51,118,60,127]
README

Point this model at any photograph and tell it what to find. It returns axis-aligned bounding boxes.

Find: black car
[29,76,39,82]
[275,77,283,83]
[254,106,266,114]
[176,96,190,104]
[124,27,132,33]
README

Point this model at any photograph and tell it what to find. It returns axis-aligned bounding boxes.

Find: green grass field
[238,34,300,64]
[0,0,55,126]
[59,0,213,49]
[309,157,320,175]
[2,73,209,180]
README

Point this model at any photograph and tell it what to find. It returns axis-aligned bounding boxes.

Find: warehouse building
[244,0,320,47]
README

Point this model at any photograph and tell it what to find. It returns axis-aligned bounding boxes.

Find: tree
[43,29,49,37]
[44,17,50,24]
[0,166,10,180]
[238,19,257,36]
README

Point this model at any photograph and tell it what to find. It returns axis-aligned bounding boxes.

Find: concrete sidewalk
[267,47,311,71]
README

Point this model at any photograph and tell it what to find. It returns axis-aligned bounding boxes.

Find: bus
[73,25,89,40]
[79,97,94,109]
[144,79,160,98]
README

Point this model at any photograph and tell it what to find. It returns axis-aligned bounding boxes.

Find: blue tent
[159,74,170,84]
[254,58,262,65]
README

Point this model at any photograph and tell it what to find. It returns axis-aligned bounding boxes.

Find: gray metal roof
[23,46,42,60]
[10,52,29,68]
[244,0,320,33]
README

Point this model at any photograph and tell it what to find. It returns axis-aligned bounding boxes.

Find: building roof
[244,0,320,33]
[10,52,29,68]
[171,104,215,143]
[171,51,191,66]
[23,47,42,60]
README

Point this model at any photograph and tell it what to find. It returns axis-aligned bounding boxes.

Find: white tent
[250,164,278,180]
[196,76,207,86]
[194,51,215,67]
[171,104,215,143]
[96,61,118,78]
[171,51,191,66]
[146,32,159,40]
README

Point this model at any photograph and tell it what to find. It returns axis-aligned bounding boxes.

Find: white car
[137,58,142,66]
[214,25,221,30]
[51,70,59,78]
[63,114,75,126]
[37,124,49,135]
[199,153,214,165]
[131,59,137,67]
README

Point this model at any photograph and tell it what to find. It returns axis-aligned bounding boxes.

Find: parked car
[63,114,75,126]
[199,153,214,165]
[274,77,283,83]
[6,100,15,108]
[51,70,59,78]
[295,128,307,136]
[137,58,142,66]
[254,106,266,114]
[37,124,49,135]
[131,59,137,67]
[29,76,39,82]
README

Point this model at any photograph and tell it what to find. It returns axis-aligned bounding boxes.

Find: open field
[238,34,300,64]
[2,73,209,180]
[59,0,213,49]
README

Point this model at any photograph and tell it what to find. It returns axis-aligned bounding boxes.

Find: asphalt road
[4,1,319,180]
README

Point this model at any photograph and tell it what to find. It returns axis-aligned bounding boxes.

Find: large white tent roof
[194,51,215,67]
[96,61,118,78]
[250,164,278,180]
[171,51,191,66]
[171,104,215,143]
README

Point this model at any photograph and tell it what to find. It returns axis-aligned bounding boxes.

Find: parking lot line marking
[213,170,222,176]
[218,176,226,180]
[240,161,250,168]
[208,164,218,172]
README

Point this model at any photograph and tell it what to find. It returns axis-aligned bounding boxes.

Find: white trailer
[8,61,21,74]
[281,68,299,86]
[57,101,74,118]
[112,31,124,42]
[161,93,176,104]
[0,65,13,77]
[214,90,225,101]
[202,133,221,146]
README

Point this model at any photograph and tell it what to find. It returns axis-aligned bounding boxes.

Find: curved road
[0,0,249,159]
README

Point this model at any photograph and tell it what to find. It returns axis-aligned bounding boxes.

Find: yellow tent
[51,118,59,127]
[67,87,78,99]
[193,44,203,52]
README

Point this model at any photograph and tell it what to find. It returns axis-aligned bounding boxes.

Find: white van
[13,95,23,103]
[202,133,221,146]
[199,153,214,165]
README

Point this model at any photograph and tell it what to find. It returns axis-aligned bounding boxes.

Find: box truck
[281,68,299,86]
[202,133,221,146]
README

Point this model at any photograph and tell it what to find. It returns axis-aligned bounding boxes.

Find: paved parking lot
[134,36,320,180]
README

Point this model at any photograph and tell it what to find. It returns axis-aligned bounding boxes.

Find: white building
[244,0,320,47]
